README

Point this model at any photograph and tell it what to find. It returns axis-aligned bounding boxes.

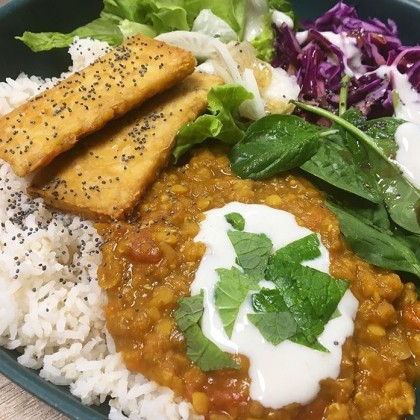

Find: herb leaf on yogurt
[174,292,239,371]
[225,212,245,231]
[215,267,259,337]
[227,230,273,278]
[218,226,349,352]
[265,261,349,350]
[248,312,298,345]
[270,232,321,265]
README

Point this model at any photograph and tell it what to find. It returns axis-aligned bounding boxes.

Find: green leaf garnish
[215,267,259,337]
[269,233,321,266]
[248,312,297,345]
[228,230,273,278]
[174,292,239,371]
[183,325,239,371]
[266,261,348,350]
[174,292,204,331]
[225,212,245,231]
[252,288,288,313]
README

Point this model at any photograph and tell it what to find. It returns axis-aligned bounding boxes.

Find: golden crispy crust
[0,35,196,176]
[28,73,223,221]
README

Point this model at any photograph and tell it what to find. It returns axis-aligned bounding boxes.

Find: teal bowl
[0,0,419,418]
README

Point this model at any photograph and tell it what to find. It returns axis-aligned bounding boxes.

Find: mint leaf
[215,267,259,337]
[228,230,272,278]
[252,288,288,313]
[174,292,204,331]
[225,212,245,231]
[269,233,321,266]
[184,325,239,371]
[174,293,239,371]
[266,261,348,350]
[248,312,297,345]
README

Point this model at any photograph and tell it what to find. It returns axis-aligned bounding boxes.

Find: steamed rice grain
[0,37,198,420]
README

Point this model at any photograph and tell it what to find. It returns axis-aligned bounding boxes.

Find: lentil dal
[98,146,420,419]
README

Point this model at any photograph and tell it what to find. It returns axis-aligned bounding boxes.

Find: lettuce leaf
[251,14,275,62]
[17,0,247,52]
[172,84,252,161]
[184,0,245,34]
[16,18,124,52]
[251,0,295,62]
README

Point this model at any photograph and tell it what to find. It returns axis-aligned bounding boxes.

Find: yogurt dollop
[190,202,359,409]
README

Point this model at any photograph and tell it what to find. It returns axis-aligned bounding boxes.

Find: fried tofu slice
[28,73,223,221]
[0,35,196,177]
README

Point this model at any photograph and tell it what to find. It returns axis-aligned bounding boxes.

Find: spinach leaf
[184,325,239,371]
[248,312,297,345]
[357,117,403,158]
[393,227,420,262]
[293,101,420,235]
[225,212,245,231]
[326,200,420,277]
[366,150,420,235]
[229,115,321,179]
[174,293,239,371]
[173,84,252,161]
[228,230,273,277]
[215,267,259,337]
[349,201,391,231]
[269,233,321,266]
[301,138,382,203]
[252,288,288,313]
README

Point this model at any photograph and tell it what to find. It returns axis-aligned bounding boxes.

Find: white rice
[0,37,198,420]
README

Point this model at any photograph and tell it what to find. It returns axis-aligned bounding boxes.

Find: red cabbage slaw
[272,1,420,119]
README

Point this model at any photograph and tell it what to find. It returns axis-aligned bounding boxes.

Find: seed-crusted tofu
[0,35,196,177]
[28,73,223,221]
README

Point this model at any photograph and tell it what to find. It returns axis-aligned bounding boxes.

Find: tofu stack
[0,35,222,220]
[29,73,222,220]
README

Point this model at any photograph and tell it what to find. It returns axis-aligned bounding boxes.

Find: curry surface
[98,146,420,419]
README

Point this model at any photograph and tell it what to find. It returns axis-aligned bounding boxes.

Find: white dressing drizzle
[295,31,365,77]
[394,122,420,189]
[190,202,359,409]
[244,0,269,42]
[272,10,294,29]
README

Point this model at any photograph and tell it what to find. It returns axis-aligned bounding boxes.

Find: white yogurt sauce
[190,202,359,409]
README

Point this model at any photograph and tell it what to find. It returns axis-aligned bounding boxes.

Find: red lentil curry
[98,146,420,419]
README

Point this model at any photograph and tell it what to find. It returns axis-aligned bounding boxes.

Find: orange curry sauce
[98,147,420,419]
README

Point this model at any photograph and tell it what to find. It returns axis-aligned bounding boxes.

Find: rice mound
[0,38,197,420]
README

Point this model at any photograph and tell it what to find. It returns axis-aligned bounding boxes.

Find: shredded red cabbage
[272,1,420,118]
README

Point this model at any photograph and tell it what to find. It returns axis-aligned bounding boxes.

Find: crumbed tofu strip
[28,73,223,221]
[0,35,196,176]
